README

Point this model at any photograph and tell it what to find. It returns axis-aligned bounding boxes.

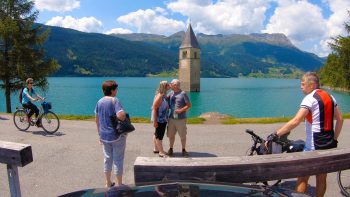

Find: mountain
[43,26,177,76]
[42,25,324,77]
[112,32,324,77]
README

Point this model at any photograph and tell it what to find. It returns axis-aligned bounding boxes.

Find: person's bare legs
[105,171,112,187]
[316,173,327,197]
[153,135,158,152]
[156,139,166,155]
[295,176,310,193]
[116,175,123,186]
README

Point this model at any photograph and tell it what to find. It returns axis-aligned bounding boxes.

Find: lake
[1,77,350,118]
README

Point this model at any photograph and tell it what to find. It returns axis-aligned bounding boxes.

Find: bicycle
[13,100,60,134]
[245,129,305,186]
[337,167,350,196]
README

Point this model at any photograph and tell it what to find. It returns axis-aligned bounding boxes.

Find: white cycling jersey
[300,89,337,151]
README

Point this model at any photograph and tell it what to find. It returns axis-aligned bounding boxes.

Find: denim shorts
[102,135,127,176]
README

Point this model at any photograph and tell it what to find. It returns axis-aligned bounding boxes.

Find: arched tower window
[182,51,187,59]
[194,52,197,59]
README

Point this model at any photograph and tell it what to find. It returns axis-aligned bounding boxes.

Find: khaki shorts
[167,118,187,139]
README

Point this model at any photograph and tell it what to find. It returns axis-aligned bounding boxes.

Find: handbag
[110,98,135,134]
[115,113,135,134]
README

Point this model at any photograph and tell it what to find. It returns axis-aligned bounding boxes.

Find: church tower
[179,23,200,92]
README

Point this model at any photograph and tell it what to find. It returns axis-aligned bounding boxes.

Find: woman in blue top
[22,78,44,126]
[152,81,170,157]
[95,80,127,187]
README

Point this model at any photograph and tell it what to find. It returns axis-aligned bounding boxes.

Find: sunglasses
[27,82,33,84]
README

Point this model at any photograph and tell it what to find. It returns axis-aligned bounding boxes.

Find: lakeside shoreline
[1,112,349,124]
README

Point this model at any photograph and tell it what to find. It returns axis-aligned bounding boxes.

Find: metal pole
[7,164,22,197]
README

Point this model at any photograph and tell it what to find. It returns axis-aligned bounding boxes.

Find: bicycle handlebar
[245,129,264,143]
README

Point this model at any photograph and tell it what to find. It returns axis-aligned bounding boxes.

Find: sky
[34,0,350,57]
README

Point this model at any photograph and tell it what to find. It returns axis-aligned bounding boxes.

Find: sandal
[159,153,168,158]
[153,150,159,154]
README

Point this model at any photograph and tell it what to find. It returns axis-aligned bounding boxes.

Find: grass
[344,113,350,119]
[57,114,94,120]
[3,112,350,124]
[222,113,350,124]
[187,117,206,124]
[130,117,151,123]
[222,116,293,124]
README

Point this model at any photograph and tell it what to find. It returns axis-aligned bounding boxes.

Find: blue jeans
[102,135,127,176]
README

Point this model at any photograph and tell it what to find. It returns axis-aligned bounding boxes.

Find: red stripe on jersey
[316,90,333,131]
[306,112,312,124]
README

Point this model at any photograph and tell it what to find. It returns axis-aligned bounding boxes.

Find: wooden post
[134,148,350,185]
[0,141,33,197]
[7,165,21,197]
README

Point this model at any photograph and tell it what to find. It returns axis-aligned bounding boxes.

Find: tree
[0,0,59,113]
[320,11,350,90]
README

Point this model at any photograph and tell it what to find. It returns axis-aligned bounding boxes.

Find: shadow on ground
[31,130,66,137]
[0,116,9,120]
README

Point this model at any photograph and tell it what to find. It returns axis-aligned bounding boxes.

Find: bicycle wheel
[41,111,60,134]
[13,109,30,131]
[338,170,350,197]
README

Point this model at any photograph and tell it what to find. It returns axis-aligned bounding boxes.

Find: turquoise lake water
[1,77,350,118]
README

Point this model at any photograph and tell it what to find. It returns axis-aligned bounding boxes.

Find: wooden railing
[134,148,350,185]
[0,141,33,197]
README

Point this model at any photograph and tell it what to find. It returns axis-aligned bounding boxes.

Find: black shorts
[154,122,167,140]
[314,131,338,150]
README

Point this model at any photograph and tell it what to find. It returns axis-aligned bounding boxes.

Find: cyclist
[21,78,44,127]
[266,72,343,197]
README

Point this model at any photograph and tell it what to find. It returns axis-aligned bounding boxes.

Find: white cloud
[105,28,133,35]
[46,16,103,33]
[263,1,327,43]
[154,7,168,16]
[319,0,350,55]
[167,0,269,34]
[117,8,186,35]
[263,0,350,56]
[35,0,80,12]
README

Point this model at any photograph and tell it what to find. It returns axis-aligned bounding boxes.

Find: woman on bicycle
[22,78,44,126]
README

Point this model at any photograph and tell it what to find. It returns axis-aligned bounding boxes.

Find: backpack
[19,87,24,103]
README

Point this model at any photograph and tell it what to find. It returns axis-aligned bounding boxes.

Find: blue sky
[35,0,350,57]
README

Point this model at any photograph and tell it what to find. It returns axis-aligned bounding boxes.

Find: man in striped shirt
[268,72,343,197]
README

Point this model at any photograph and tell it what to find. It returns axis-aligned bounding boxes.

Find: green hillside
[43,25,324,77]
[114,32,324,77]
[44,26,177,76]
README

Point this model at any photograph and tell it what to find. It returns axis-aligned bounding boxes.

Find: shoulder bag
[110,98,135,134]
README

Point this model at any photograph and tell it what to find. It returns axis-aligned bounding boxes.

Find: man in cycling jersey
[267,72,343,197]
[22,78,44,126]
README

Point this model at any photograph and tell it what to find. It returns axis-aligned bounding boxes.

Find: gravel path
[0,114,349,197]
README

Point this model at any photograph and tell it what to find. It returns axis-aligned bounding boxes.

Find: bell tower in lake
[179,23,200,92]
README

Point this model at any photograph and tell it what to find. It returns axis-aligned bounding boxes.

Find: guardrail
[134,148,350,185]
[0,141,33,197]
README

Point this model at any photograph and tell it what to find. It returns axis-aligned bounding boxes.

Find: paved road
[0,114,349,196]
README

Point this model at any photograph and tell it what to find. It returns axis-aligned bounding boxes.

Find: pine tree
[0,0,59,113]
[320,11,350,90]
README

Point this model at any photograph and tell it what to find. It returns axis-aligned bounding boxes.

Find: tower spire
[180,23,200,49]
